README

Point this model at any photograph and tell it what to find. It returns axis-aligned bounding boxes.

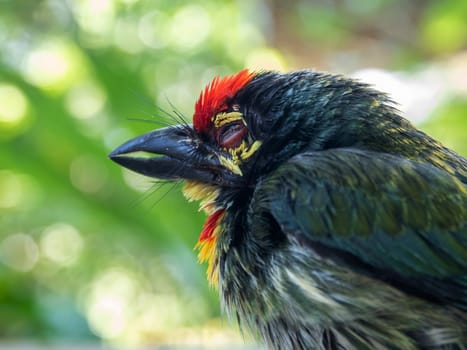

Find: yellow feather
[184,180,224,286]
[195,213,224,286]
[183,181,219,214]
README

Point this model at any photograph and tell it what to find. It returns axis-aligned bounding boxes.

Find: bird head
[110,70,256,189]
[110,69,395,187]
[109,69,400,283]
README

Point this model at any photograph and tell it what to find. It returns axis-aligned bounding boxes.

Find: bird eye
[216,121,247,148]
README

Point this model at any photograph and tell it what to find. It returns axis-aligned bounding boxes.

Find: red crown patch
[193,69,255,134]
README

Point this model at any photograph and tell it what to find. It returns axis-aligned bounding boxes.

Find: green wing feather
[259,148,467,308]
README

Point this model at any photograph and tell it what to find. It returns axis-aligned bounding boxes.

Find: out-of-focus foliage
[421,99,467,155]
[0,0,465,348]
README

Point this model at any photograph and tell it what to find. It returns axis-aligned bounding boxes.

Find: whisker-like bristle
[165,96,191,126]
[129,181,165,209]
[149,181,181,209]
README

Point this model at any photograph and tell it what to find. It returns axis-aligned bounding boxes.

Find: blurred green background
[0,0,466,348]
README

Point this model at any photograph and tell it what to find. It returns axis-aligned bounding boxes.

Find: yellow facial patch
[212,111,244,128]
[212,112,262,175]
[230,139,262,163]
[219,139,262,175]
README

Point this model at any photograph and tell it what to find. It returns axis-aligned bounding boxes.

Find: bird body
[110,69,467,349]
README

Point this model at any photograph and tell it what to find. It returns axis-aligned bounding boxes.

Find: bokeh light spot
[119,0,139,4]
[0,83,28,126]
[85,268,138,339]
[24,47,69,86]
[0,170,24,209]
[65,81,107,120]
[170,5,211,50]
[73,0,115,38]
[138,11,170,49]
[22,40,85,92]
[83,265,194,345]
[114,18,144,54]
[0,170,39,209]
[245,47,286,71]
[0,233,39,272]
[423,11,467,53]
[40,223,84,267]
[135,293,183,331]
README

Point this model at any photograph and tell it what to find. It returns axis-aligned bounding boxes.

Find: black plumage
[110,70,467,349]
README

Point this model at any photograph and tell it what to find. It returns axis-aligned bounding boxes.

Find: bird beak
[109,125,240,186]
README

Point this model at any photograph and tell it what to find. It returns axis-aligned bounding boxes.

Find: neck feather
[183,181,225,286]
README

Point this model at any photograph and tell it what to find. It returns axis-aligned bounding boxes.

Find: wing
[254,148,467,309]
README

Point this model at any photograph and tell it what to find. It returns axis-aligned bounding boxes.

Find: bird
[109,69,467,349]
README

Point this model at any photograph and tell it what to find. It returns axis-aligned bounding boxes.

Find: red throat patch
[195,208,225,286]
[199,209,224,242]
[193,69,255,134]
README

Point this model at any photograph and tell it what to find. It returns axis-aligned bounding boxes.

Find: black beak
[109,125,238,186]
